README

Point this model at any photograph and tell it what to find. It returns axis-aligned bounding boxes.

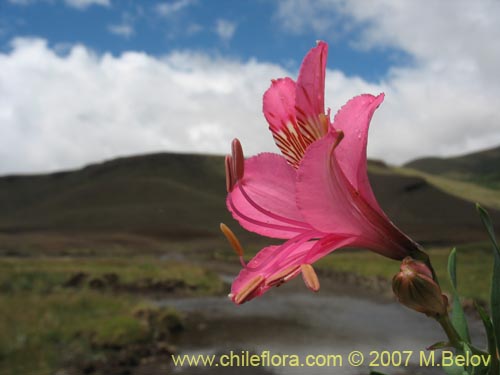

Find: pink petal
[332,93,386,215]
[296,41,327,126]
[296,132,412,259]
[263,78,308,167]
[227,152,311,239]
[263,77,297,132]
[296,132,362,235]
[230,232,352,304]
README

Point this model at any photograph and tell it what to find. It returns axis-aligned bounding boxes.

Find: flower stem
[436,314,462,348]
[436,314,489,356]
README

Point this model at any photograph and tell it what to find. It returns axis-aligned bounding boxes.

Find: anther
[225,155,235,192]
[266,265,301,287]
[333,130,344,148]
[301,264,320,292]
[318,114,330,135]
[220,223,246,267]
[231,138,245,180]
[234,275,264,304]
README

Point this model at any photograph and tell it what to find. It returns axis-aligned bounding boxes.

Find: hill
[404,145,500,189]
[0,153,498,251]
[0,153,230,239]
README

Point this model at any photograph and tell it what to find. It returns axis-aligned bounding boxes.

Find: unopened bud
[392,257,447,318]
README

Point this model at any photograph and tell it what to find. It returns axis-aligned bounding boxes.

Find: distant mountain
[404,145,500,189]
[0,153,230,239]
[0,152,498,247]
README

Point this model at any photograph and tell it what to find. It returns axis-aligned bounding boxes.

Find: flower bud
[392,257,448,318]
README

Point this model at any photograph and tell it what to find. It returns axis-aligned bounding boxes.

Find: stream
[157,277,486,375]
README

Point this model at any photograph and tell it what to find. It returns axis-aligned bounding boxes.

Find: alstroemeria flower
[224,41,422,304]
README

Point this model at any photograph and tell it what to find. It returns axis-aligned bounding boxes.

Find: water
[158,279,486,375]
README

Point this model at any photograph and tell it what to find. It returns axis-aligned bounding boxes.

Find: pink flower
[224,41,421,305]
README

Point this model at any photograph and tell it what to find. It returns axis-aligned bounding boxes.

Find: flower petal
[227,152,311,239]
[296,132,361,235]
[263,42,330,168]
[263,78,308,167]
[296,132,413,259]
[296,41,328,134]
[263,77,296,132]
[230,233,353,304]
[332,93,386,215]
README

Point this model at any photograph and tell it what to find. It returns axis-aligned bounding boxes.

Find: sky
[0,0,500,174]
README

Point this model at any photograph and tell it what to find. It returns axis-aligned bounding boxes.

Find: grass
[316,242,493,302]
[394,167,500,210]
[0,239,494,374]
[0,257,224,295]
[0,256,224,375]
[0,291,149,374]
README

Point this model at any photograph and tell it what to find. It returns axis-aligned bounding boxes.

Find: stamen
[318,113,330,135]
[231,138,244,180]
[245,231,319,272]
[333,129,344,148]
[234,275,264,304]
[225,155,235,192]
[266,265,301,287]
[301,264,320,292]
[220,223,245,260]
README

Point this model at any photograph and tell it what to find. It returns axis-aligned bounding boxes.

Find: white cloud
[275,0,342,35]
[108,23,134,38]
[215,19,237,43]
[64,0,109,9]
[0,38,287,174]
[186,23,203,36]
[2,0,500,174]
[7,0,34,5]
[275,0,500,162]
[155,0,194,17]
[8,0,110,9]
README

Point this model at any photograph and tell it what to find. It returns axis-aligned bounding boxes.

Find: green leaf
[477,204,500,258]
[427,341,451,350]
[448,248,471,342]
[443,359,468,375]
[474,301,499,375]
[476,203,500,356]
[369,372,388,375]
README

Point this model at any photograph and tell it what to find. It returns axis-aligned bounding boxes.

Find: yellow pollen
[220,223,244,257]
[301,264,320,292]
[234,275,264,304]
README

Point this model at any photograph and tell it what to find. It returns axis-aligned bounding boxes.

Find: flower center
[270,113,330,169]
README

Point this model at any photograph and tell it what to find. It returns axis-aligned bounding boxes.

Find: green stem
[437,314,462,348]
[436,314,489,356]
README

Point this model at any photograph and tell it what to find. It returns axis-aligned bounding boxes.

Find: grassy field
[0,239,494,374]
[0,257,224,375]
[317,242,493,302]
[395,166,500,210]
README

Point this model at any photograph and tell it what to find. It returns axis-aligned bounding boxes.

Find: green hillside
[0,152,498,251]
[0,153,235,248]
[404,145,500,189]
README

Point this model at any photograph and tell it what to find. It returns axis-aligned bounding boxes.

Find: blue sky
[0,0,499,174]
[0,0,409,81]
